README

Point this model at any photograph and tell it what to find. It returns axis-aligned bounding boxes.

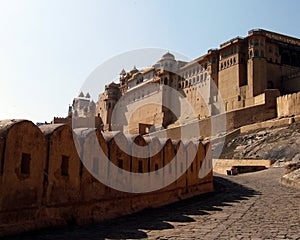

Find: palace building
[79,29,300,134]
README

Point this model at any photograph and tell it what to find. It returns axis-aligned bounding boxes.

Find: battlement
[0,119,212,236]
[277,91,300,117]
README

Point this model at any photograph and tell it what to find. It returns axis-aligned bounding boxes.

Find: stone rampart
[0,119,213,236]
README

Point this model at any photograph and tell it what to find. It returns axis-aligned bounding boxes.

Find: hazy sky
[1,0,300,123]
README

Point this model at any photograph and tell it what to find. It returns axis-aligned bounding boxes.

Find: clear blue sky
[1,0,300,123]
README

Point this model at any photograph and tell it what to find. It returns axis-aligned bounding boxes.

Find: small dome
[85,92,91,98]
[161,52,175,60]
[78,91,84,97]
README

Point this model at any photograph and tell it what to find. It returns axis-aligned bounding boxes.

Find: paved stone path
[3,168,300,240]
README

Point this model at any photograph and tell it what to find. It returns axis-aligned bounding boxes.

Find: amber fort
[1,29,300,236]
[54,29,300,137]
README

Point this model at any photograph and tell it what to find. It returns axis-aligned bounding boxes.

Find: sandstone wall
[0,120,213,236]
[277,92,300,118]
[149,90,279,140]
[40,124,81,207]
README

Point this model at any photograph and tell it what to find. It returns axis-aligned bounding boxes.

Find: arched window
[261,50,264,57]
[254,50,259,57]
[178,83,181,89]
[250,39,254,47]
[249,50,253,58]
[164,77,168,85]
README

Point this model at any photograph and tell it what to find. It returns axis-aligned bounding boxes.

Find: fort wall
[149,91,279,140]
[0,119,213,236]
[52,116,103,131]
[277,91,300,117]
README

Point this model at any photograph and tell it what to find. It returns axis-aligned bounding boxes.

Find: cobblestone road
[3,168,300,240]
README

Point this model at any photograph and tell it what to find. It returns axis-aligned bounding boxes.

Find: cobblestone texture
[3,168,300,240]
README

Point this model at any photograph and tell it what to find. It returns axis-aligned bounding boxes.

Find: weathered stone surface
[0,121,213,237]
[104,131,131,196]
[219,122,300,162]
[281,168,300,189]
[0,120,46,213]
[174,140,187,195]
[40,124,81,206]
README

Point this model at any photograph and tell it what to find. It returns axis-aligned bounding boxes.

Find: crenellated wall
[0,119,213,236]
[277,91,300,118]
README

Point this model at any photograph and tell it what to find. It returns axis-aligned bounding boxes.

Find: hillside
[213,120,300,188]
[217,121,300,162]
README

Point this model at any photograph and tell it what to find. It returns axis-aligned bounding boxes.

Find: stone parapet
[0,119,213,237]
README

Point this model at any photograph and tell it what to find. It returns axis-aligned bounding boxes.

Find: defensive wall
[149,89,280,140]
[277,91,300,118]
[0,119,212,236]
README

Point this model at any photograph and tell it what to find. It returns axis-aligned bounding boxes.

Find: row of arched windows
[220,57,237,70]
[178,73,208,89]
[249,50,265,58]
[249,38,265,48]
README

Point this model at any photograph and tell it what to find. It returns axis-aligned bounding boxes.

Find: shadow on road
[2,176,261,240]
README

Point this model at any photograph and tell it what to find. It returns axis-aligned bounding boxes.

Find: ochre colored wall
[42,125,81,206]
[149,93,279,141]
[277,91,300,117]
[175,141,187,194]
[219,64,241,107]
[0,120,213,237]
[80,129,109,202]
[0,121,46,213]
[127,102,164,134]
